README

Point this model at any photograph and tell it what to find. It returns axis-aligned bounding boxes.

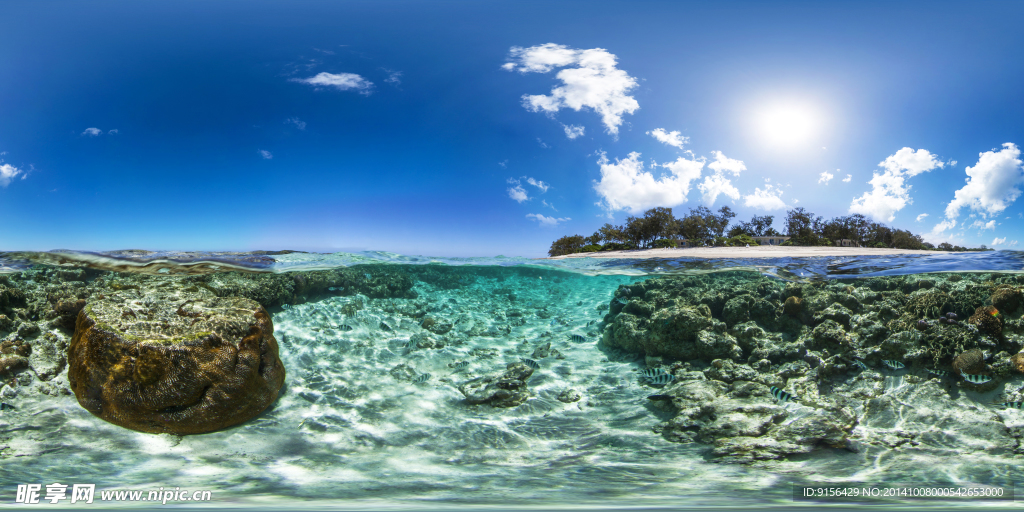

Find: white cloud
[842,174,852,183]
[743,183,786,210]
[542,199,557,211]
[916,213,929,222]
[82,127,102,136]
[593,152,704,214]
[498,160,508,168]
[944,143,1024,220]
[562,124,585,139]
[108,129,118,135]
[970,219,996,231]
[285,117,307,130]
[526,213,570,226]
[258,149,273,159]
[849,148,944,222]
[698,173,740,205]
[879,147,946,177]
[647,128,688,149]
[507,184,528,203]
[932,218,956,233]
[293,72,373,94]
[537,138,549,148]
[0,163,23,187]
[818,170,834,184]
[693,151,745,205]
[384,70,402,86]
[504,43,639,134]
[707,151,746,175]
[526,177,549,192]
[992,237,1007,246]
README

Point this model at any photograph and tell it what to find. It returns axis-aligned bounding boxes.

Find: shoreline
[545,245,944,259]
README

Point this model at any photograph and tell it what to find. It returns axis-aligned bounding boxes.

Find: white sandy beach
[548,245,940,259]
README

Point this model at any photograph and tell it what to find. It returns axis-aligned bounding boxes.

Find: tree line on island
[548,206,987,256]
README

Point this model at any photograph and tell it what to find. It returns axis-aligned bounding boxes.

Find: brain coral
[68,291,285,434]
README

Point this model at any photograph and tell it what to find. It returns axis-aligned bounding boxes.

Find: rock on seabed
[68,288,285,434]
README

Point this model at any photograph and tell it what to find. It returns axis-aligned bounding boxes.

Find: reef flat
[0,262,1022,506]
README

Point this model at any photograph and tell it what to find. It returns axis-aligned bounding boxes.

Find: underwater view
[1,250,1024,510]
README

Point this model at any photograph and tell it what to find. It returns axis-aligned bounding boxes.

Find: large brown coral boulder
[952,348,986,375]
[68,291,285,434]
[968,305,1003,340]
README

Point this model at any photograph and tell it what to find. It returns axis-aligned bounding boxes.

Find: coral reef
[458,361,534,407]
[67,288,285,434]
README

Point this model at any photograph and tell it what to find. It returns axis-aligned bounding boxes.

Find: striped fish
[852,360,869,370]
[412,373,431,384]
[0,403,14,411]
[520,358,540,370]
[644,373,674,386]
[569,334,587,343]
[927,369,949,377]
[405,338,417,349]
[452,361,469,371]
[995,401,1024,409]
[882,360,905,370]
[960,371,992,384]
[640,368,668,379]
[339,324,354,332]
[647,394,673,401]
[380,322,392,332]
[770,386,798,402]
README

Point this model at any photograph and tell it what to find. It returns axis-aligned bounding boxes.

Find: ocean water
[1,250,1023,511]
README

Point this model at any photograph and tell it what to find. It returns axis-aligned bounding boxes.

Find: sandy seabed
[548,245,939,259]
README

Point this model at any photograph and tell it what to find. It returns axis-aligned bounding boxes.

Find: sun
[754,102,820,150]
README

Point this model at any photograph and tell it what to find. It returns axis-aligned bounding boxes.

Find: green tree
[785,207,823,245]
[547,235,587,257]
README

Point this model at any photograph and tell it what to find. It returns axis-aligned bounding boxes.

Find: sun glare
[754,102,819,150]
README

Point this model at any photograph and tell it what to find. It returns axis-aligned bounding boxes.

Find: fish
[644,373,674,386]
[586,320,597,327]
[960,371,993,384]
[0,403,14,411]
[614,297,629,305]
[647,394,673,401]
[412,373,431,384]
[927,369,950,377]
[405,338,417,350]
[640,368,668,379]
[882,360,905,370]
[520,358,540,370]
[550,319,558,326]
[281,304,291,310]
[380,322,392,332]
[852,360,869,370]
[995,401,1024,409]
[328,287,337,291]
[339,324,354,332]
[770,386,798,402]
[569,334,587,343]
[452,361,469,371]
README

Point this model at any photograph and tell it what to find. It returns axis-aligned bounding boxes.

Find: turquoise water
[1,250,1023,510]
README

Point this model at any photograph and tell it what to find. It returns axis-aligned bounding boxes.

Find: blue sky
[1,0,1022,257]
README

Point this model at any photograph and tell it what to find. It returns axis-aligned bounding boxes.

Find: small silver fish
[380,322,392,332]
[928,369,949,377]
[569,334,587,343]
[640,368,668,379]
[644,373,674,386]
[452,361,469,371]
[852,360,869,370]
[413,373,431,384]
[960,371,992,384]
[520,358,540,370]
[995,401,1024,409]
[405,338,417,349]
[281,304,291,310]
[339,324,354,332]
[0,403,14,411]
[770,386,798,402]
[614,297,629,305]
[882,360,905,370]
[586,320,597,327]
